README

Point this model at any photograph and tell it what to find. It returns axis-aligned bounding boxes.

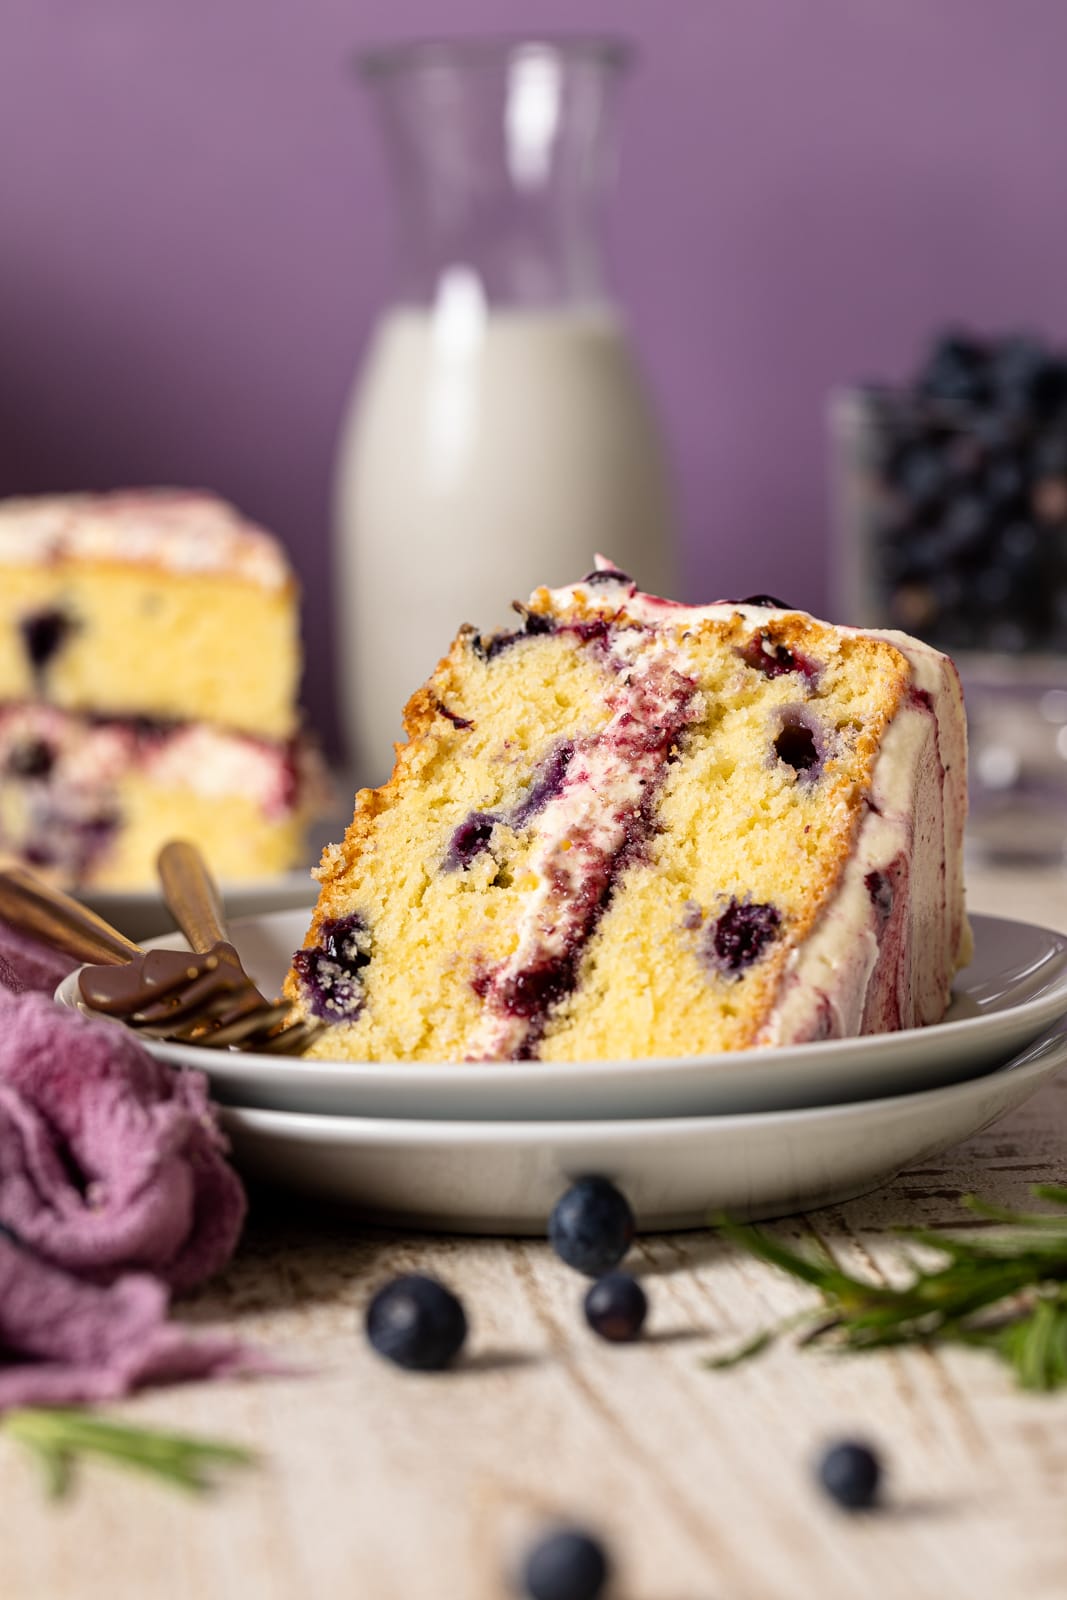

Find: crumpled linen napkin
[0,1233,257,1410]
[0,918,259,1411]
[0,917,75,999]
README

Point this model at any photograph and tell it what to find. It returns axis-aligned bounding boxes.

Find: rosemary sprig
[2,1408,257,1498]
[707,1184,1067,1391]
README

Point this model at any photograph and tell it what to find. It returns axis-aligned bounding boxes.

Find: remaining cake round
[0,489,323,888]
[286,560,971,1063]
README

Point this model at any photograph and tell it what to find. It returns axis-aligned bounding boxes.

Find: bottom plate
[220,1023,1067,1234]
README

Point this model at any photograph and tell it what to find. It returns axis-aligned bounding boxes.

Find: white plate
[80,873,317,944]
[55,909,1067,1120]
[219,1023,1067,1232]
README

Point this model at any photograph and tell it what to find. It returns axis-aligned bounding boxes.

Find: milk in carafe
[336,295,673,779]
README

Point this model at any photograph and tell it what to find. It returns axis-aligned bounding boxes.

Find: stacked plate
[56,910,1067,1234]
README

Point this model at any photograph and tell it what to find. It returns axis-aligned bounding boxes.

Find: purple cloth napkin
[0,918,258,1411]
[0,918,76,999]
[0,1235,259,1409]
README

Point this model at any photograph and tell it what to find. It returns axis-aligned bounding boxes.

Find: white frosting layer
[0,490,291,590]
[758,635,970,1044]
[0,703,301,817]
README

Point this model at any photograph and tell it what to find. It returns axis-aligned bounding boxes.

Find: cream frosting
[0,703,302,817]
[758,637,970,1044]
[0,490,291,590]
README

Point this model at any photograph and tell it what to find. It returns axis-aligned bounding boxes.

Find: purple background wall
[3,1,1067,747]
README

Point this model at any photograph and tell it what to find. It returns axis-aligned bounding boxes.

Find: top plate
[79,872,317,945]
[54,909,1067,1120]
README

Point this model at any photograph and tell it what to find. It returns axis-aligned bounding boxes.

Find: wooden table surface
[4,865,1067,1600]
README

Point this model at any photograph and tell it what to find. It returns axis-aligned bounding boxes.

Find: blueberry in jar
[816,1439,883,1511]
[548,1177,635,1277]
[520,1527,611,1600]
[889,443,949,514]
[583,1272,648,1343]
[917,330,989,407]
[364,1273,467,1371]
[938,494,988,558]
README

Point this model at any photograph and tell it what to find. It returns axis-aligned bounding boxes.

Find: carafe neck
[361,37,629,310]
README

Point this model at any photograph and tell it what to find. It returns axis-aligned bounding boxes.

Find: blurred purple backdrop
[3,0,1067,747]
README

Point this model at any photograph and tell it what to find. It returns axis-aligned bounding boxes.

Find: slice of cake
[0,489,322,888]
[286,559,970,1062]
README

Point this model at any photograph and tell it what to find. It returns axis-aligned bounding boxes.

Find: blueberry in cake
[0,490,323,888]
[286,560,970,1062]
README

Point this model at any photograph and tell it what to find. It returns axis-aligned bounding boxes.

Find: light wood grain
[3,865,1066,1600]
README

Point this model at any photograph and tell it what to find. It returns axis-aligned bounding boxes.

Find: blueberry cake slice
[0,490,323,888]
[287,560,970,1062]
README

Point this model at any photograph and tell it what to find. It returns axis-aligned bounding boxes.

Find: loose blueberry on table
[364,1274,468,1371]
[816,1439,883,1511]
[548,1177,635,1278]
[583,1272,648,1343]
[519,1527,611,1600]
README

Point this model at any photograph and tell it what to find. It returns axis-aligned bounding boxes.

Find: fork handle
[157,840,229,955]
[0,867,140,966]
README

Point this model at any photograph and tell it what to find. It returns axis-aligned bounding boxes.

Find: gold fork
[0,858,319,1056]
[154,840,321,1056]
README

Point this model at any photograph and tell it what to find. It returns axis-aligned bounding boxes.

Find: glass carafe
[335,37,676,782]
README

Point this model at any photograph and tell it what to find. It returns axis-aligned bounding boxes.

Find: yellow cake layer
[0,563,299,739]
[0,766,310,890]
[288,608,913,1061]
[538,631,905,1059]
[292,634,615,1059]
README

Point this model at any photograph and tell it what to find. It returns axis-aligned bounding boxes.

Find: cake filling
[463,628,703,1060]
[0,701,321,888]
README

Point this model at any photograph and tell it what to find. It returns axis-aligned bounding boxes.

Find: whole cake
[0,489,322,887]
[286,560,970,1062]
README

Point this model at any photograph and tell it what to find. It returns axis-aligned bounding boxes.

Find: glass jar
[833,385,1067,860]
[335,37,675,783]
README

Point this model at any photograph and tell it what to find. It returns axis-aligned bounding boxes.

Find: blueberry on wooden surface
[520,1527,611,1600]
[364,1274,467,1371]
[548,1177,635,1277]
[583,1272,647,1342]
[817,1439,883,1510]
